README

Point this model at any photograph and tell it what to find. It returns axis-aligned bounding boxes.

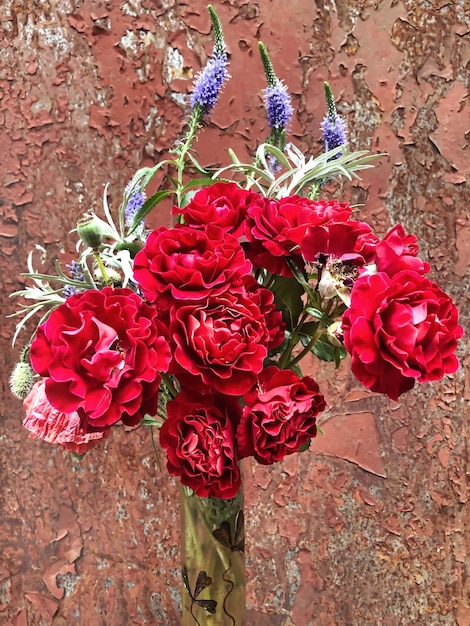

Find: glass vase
[180,484,245,625]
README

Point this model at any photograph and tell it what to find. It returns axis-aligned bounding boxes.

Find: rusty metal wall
[0,1,468,624]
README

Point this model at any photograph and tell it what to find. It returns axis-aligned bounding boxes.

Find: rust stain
[311,412,387,478]
[430,80,469,173]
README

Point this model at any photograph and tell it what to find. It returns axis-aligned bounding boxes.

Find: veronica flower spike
[190,5,229,119]
[321,81,347,156]
[123,182,146,230]
[259,42,293,150]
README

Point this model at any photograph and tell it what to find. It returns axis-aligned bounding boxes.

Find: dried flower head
[10,360,35,400]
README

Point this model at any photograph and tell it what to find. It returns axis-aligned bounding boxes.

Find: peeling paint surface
[0,1,469,625]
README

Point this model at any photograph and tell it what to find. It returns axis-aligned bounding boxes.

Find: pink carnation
[23,380,110,454]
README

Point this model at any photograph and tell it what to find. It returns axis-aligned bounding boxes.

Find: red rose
[342,271,463,400]
[172,182,260,238]
[169,284,283,395]
[133,224,252,307]
[159,391,242,499]
[373,224,431,276]
[23,380,111,454]
[30,287,171,427]
[237,366,326,464]
[245,196,352,276]
[301,220,379,264]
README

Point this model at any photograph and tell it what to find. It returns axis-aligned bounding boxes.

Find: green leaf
[310,336,347,363]
[270,274,304,331]
[310,335,337,362]
[166,175,179,189]
[298,322,319,341]
[297,440,311,453]
[285,257,314,296]
[134,163,168,192]
[185,151,211,175]
[305,307,324,321]
[333,344,347,368]
[255,143,291,171]
[228,148,241,164]
[181,177,216,192]
[179,177,220,208]
[141,415,163,427]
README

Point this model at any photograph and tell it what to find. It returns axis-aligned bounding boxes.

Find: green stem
[308,180,321,200]
[150,426,162,471]
[174,109,203,208]
[93,252,111,285]
[286,328,323,369]
[278,309,310,370]
[263,272,277,290]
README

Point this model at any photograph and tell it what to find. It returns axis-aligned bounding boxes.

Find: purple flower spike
[190,52,229,114]
[321,113,347,153]
[124,183,146,228]
[321,82,347,157]
[265,80,293,130]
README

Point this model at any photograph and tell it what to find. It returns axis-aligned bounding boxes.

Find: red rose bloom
[30,287,171,427]
[133,224,252,307]
[373,224,431,276]
[160,391,242,499]
[301,220,379,264]
[245,196,352,276]
[173,182,260,238]
[237,366,326,464]
[23,380,110,454]
[342,270,463,400]
[169,285,283,395]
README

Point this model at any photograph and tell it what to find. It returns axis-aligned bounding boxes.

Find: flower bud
[77,214,104,250]
[10,361,35,400]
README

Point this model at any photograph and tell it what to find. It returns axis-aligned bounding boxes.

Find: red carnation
[373,224,431,276]
[237,366,326,464]
[245,196,352,276]
[30,287,171,427]
[342,270,463,400]
[301,220,379,264]
[172,181,260,238]
[133,224,252,307]
[160,391,242,499]
[169,284,284,395]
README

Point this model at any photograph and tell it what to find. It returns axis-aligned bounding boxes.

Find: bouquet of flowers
[9,6,463,625]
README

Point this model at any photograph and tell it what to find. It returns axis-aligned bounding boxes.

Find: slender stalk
[93,252,111,285]
[287,328,323,368]
[174,111,203,207]
[278,309,310,370]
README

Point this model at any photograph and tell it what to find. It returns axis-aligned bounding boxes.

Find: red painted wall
[1,1,468,624]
